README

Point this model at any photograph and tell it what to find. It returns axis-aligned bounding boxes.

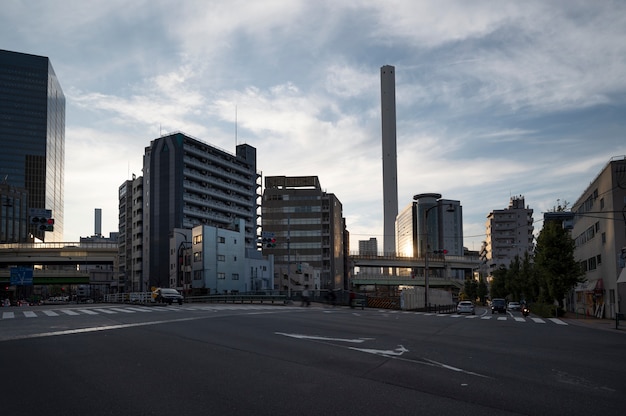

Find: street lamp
[413,193,455,311]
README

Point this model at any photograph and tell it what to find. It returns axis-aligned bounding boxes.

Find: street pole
[287,215,291,300]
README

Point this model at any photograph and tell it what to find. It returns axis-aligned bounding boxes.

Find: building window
[218,272,225,279]
[588,257,597,271]
[596,254,602,265]
[218,255,225,262]
[193,235,202,245]
[233,256,237,262]
[193,270,202,280]
[602,232,606,244]
[194,252,202,262]
[232,273,239,280]
[218,236,225,243]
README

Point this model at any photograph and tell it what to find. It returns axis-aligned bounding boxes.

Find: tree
[489,266,508,299]
[477,278,488,304]
[534,220,584,308]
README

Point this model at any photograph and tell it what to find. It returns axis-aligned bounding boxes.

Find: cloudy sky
[2,0,625,252]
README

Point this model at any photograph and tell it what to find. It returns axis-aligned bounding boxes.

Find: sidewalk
[561,312,626,334]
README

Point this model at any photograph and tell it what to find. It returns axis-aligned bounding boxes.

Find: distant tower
[381,65,398,254]
[94,208,102,237]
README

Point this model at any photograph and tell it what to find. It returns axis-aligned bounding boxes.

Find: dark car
[491,298,507,314]
[152,288,184,305]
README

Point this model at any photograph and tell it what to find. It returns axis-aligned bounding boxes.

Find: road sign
[10,267,34,286]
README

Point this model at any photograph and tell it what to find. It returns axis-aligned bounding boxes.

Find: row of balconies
[183,155,253,186]
[183,194,252,219]
[183,180,254,208]
[184,170,252,196]
[183,145,256,177]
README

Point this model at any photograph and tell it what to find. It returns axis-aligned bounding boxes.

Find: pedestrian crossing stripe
[1,306,570,326]
[0,304,301,320]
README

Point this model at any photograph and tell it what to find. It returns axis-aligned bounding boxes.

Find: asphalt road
[1,303,624,416]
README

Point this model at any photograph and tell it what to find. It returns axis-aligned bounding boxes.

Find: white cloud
[2,0,626,251]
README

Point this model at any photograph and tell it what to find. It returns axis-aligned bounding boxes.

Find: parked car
[457,301,475,315]
[491,298,507,314]
[152,288,184,305]
[507,301,521,311]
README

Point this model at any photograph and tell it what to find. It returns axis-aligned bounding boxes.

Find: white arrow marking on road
[275,332,368,343]
[349,345,409,357]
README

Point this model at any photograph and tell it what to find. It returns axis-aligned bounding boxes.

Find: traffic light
[433,249,448,255]
[31,216,54,231]
[261,232,276,248]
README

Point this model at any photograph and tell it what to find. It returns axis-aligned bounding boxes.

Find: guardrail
[185,294,287,304]
[102,292,288,305]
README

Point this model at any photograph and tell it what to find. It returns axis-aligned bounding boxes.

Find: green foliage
[489,219,584,308]
[477,279,488,304]
[528,302,564,318]
[534,221,584,307]
[489,267,508,299]
[464,277,478,301]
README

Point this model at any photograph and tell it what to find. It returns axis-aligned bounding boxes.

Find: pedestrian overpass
[349,252,481,289]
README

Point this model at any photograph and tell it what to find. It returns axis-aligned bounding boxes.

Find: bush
[530,302,564,318]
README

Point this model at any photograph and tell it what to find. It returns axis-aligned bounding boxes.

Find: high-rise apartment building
[262,176,346,291]
[0,49,65,242]
[143,132,260,288]
[571,156,626,319]
[481,196,534,276]
[118,175,144,292]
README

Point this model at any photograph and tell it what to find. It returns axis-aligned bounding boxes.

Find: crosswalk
[382,310,568,325]
[2,305,569,326]
[1,304,296,321]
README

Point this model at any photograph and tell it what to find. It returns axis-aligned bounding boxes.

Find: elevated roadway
[0,242,117,285]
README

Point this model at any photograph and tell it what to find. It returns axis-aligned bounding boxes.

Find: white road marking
[77,309,99,315]
[2,312,15,319]
[350,345,408,357]
[42,310,59,316]
[92,308,117,314]
[531,318,545,324]
[275,332,368,343]
[23,311,37,318]
[548,318,568,325]
[60,309,80,316]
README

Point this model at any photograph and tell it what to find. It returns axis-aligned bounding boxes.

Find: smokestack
[381,65,398,255]
[94,208,102,237]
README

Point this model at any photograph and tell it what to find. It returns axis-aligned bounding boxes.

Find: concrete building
[118,175,144,292]
[262,176,346,292]
[185,219,274,294]
[0,50,65,242]
[142,132,261,289]
[481,196,534,278]
[396,194,464,279]
[381,65,398,255]
[357,237,380,276]
[571,156,626,319]
[0,182,28,243]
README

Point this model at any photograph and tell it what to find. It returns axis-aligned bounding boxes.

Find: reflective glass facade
[0,50,65,242]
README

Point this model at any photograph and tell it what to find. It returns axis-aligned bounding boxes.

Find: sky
[2,0,626,253]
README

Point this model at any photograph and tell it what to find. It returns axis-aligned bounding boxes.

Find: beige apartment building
[481,196,535,280]
[571,156,626,319]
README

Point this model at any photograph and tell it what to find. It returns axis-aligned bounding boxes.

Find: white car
[457,301,475,315]
[507,301,521,311]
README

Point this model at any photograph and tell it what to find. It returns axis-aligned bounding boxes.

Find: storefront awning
[575,279,603,292]
[617,268,626,284]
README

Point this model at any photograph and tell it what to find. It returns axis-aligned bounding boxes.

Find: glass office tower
[0,49,65,242]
